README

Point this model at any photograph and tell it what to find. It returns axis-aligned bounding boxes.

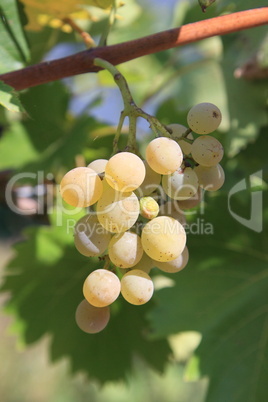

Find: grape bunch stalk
[59,58,225,334]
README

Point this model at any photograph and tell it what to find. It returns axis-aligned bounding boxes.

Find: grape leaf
[0,0,29,73]
[0,81,24,112]
[148,175,268,401]
[0,211,171,383]
[220,28,268,157]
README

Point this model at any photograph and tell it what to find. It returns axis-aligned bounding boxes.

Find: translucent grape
[120,269,154,305]
[96,184,140,233]
[105,152,145,192]
[159,200,186,226]
[145,137,183,175]
[87,159,108,174]
[194,164,225,191]
[74,214,111,257]
[75,299,110,334]
[141,216,186,262]
[187,103,222,134]
[83,269,121,307]
[178,187,204,210]
[167,123,193,155]
[131,253,154,274]
[60,167,103,207]
[162,167,199,200]
[154,246,189,273]
[136,160,161,196]
[139,196,159,220]
[108,232,143,268]
[191,135,224,166]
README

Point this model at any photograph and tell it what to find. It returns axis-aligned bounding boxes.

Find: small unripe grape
[139,197,159,220]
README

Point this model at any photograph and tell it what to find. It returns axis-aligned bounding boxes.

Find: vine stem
[0,8,267,90]
[94,57,172,154]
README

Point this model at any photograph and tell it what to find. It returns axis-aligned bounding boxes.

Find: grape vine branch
[0,8,267,91]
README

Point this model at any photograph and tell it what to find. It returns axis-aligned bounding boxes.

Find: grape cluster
[60,102,225,334]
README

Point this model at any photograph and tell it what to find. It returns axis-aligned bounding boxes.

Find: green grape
[167,123,193,155]
[178,187,204,209]
[194,164,225,191]
[159,200,186,226]
[60,167,103,207]
[139,196,159,220]
[105,152,145,192]
[191,135,224,166]
[75,299,110,334]
[141,216,186,262]
[108,232,143,268]
[83,269,121,307]
[187,103,222,134]
[96,183,140,233]
[145,137,183,175]
[74,214,111,257]
[130,253,154,274]
[154,246,189,273]
[87,158,108,174]
[120,269,154,305]
[136,160,161,196]
[162,167,199,200]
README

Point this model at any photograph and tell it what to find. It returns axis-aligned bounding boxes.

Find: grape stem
[94,58,172,154]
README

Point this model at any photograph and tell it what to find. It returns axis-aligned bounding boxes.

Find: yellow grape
[191,135,224,166]
[108,232,143,268]
[105,152,145,192]
[162,167,199,200]
[60,167,103,207]
[136,160,161,196]
[187,102,222,134]
[145,137,183,175]
[120,269,154,305]
[87,159,108,174]
[154,246,189,273]
[75,299,110,334]
[83,269,121,307]
[74,214,111,257]
[96,184,140,233]
[167,123,193,155]
[141,216,186,262]
[194,164,225,191]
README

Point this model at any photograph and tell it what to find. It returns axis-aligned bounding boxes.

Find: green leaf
[0,0,29,73]
[0,211,171,383]
[0,121,39,169]
[221,28,268,157]
[0,81,24,112]
[148,177,268,401]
